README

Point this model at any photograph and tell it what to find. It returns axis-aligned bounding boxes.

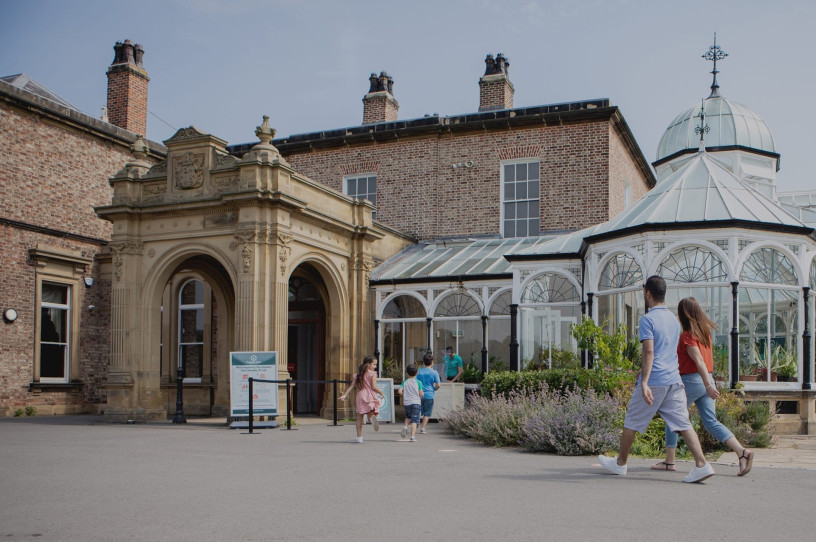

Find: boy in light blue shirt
[416,353,441,434]
[398,364,424,441]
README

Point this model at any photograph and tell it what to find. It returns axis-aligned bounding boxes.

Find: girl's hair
[677,297,717,347]
[354,355,377,388]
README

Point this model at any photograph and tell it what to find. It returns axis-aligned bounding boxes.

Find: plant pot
[739,375,758,381]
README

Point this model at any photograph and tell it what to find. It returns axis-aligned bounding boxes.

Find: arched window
[810,258,816,290]
[658,246,728,283]
[178,279,205,380]
[598,253,642,290]
[435,292,481,317]
[288,276,322,301]
[489,290,512,316]
[380,294,427,382]
[738,248,799,384]
[519,273,580,370]
[487,290,512,372]
[740,248,798,285]
[382,295,426,319]
[521,273,579,303]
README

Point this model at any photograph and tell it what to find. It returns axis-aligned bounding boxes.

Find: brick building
[0,43,655,421]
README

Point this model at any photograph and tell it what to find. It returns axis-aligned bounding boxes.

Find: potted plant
[771,344,798,382]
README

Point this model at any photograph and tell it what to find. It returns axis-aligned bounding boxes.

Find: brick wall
[608,125,652,216]
[0,101,136,413]
[283,120,632,239]
[106,64,149,135]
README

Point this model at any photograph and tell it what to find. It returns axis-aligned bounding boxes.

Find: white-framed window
[501,159,540,237]
[344,173,377,218]
[178,279,204,382]
[39,282,71,382]
[29,246,89,384]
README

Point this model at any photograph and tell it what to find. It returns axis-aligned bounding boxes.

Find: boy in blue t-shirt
[398,364,424,441]
[416,353,441,434]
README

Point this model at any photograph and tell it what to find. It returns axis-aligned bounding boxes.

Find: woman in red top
[651,297,754,476]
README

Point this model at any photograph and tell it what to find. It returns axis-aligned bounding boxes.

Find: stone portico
[96,118,411,422]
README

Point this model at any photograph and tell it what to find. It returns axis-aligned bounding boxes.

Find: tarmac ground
[1,414,815,542]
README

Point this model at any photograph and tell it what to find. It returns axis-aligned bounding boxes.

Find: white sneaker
[597,455,627,475]
[355,436,363,443]
[683,463,715,483]
[419,428,426,434]
[400,426,408,439]
[371,416,380,431]
[409,436,417,442]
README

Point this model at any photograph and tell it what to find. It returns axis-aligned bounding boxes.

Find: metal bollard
[248,377,254,434]
[286,379,292,430]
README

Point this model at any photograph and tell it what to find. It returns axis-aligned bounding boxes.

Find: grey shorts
[623,383,693,434]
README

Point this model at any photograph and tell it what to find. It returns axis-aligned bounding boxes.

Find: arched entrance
[158,255,235,417]
[288,265,327,415]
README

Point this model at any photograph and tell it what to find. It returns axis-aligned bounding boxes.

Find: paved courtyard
[1,415,815,541]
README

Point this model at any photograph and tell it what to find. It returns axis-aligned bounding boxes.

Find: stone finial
[130,135,150,161]
[484,53,510,76]
[255,115,277,144]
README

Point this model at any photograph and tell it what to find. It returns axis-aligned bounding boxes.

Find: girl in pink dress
[340,356,385,443]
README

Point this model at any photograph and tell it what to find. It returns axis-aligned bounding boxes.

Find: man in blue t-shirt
[597,275,716,483]
[416,353,441,434]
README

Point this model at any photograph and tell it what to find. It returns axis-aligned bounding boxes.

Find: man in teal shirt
[444,346,463,382]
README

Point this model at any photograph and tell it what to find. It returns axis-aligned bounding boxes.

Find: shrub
[13,408,24,418]
[444,389,545,447]
[570,316,633,371]
[25,406,37,417]
[522,389,621,455]
[461,362,484,384]
[445,386,621,455]
[480,369,634,399]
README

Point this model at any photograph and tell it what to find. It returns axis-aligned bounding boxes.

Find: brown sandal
[650,461,676,471]
[737,449,753,477]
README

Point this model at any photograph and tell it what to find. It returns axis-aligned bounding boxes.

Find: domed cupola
[653,36,780,198]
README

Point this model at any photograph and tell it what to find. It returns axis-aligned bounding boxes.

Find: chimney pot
[362,71,398,124]
[479,52,514,112]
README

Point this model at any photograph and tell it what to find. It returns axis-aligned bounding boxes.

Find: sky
[1,0,814,191]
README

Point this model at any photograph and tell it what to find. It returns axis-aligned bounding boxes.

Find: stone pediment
[164,126,209,144]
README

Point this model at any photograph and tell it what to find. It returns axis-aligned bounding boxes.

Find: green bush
[480,368,634,399]
[461,362,484,384]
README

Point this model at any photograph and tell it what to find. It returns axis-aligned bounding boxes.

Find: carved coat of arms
[174,152,205,189]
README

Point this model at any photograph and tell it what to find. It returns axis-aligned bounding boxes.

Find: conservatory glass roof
[371,236,559,282]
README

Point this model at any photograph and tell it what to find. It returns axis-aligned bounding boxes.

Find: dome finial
[694,98,710,152]
[702,33,728,98]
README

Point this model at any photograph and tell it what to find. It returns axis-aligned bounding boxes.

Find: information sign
[230,351,278,416]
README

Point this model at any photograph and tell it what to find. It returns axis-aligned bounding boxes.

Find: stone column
[105,240,164,422]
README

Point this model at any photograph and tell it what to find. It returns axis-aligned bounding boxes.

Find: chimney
[362,71,398,124]
[479,53,514,112]
[106,40,149,135]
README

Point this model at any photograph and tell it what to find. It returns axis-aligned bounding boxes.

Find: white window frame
[343,172,377,218]
[177,279,205,383]
[39,282,71,383]
[500,158,540,238]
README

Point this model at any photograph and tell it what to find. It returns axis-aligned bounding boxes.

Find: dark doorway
[288,272,326,415]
